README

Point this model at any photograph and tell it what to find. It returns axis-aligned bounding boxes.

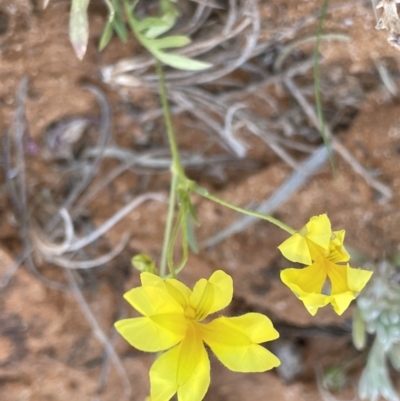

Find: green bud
[132,254,157,274]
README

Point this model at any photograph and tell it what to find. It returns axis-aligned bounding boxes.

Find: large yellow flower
[115,270,280,401]
[278,214,373,316]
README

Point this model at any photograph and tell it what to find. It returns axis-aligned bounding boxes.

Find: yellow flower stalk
[115,270,280,401]
[278,214,373,316]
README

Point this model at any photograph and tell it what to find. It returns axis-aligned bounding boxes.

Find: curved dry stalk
[31,208,75,257]
[222,103,248,158]
[375,59,399,97]
[83,146,248,171]
[30,194,164,265]
[48,234,130,269]
[182,4,213,36]
[67,193,166,252]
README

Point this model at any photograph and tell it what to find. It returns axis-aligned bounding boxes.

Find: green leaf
[185,215,198,254]
[112,15,128,42]
[69,0,90,60]
[145,9,178,38]
[152,49,212,71]
[135,17,170,35]
[151,35,191,50]
[99,21,114,51]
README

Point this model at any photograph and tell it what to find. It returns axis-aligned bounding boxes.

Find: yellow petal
[304,214,331,249]
[140,272,192,308]
[281,262,327,295]
[328,230,350,263]
[327,263,373,315]
[115,314,187,352]
[278,215,332,264]
[280,262,330,315]
[200,314,280,372]
[297,293,331,316]
[165,279,191,308]
[347,265,373,293]
[141,272,165,287]
[326,261,351,295]
[278,233,312,265]
[330,292,356,315]
[190,270,233,320]
[123,286,183,317]
[150,323,210,401]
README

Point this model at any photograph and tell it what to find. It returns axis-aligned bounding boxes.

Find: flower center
[184,305,196,319]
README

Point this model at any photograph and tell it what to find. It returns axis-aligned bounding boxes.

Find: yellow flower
[278,214,373,316]
[115,270,280,401]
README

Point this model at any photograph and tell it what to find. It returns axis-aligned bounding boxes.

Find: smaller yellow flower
[115,270,280,401]
[278,214,372,315]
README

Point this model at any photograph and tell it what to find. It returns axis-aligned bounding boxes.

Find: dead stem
[64,269,132,399]
[283,77,393,200]
[375,59,399,97]
[47,234,130,269]
[67,193,165,252]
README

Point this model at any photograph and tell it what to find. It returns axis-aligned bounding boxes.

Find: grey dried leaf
[43,117,92,160]
[375,0,400,51]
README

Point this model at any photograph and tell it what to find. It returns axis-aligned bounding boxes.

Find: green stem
[160,173,177,277]
[157,60,185,277]
[156,61,184,175]
[192,184,295,235]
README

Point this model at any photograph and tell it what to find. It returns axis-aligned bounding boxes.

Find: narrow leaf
[69,0,90,60]
[185,215,198,254]
[145,10,178,39]
[151,35,191,50]
[152,50,212,71]
[113,15,128,42]
[135,17,170,35]
[99,21,113,51]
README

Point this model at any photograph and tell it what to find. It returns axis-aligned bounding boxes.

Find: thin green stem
[156,61,184,175]
[192,184,295,235]
[160,173,177,278]
[157,60,185,277]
